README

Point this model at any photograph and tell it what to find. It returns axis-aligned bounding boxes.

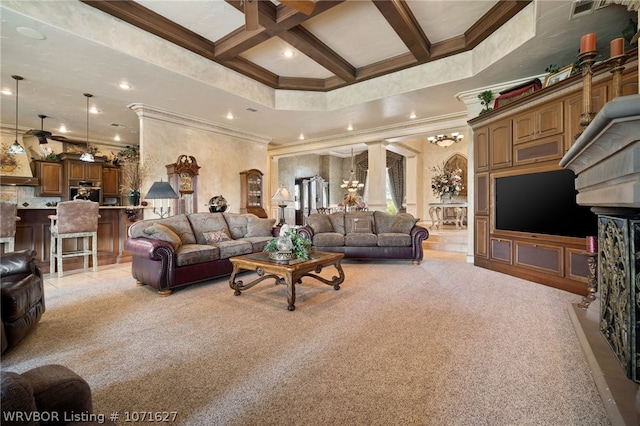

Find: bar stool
[49,200,100,278]
[0,201,20,253]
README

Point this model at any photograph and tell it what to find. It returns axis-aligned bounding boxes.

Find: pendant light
[7,75,26,154]
[79,93,95,162]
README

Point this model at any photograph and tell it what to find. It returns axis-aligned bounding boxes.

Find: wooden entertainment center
[468,55,638,295]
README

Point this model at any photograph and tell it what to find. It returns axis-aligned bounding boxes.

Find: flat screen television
[494,169,597,238]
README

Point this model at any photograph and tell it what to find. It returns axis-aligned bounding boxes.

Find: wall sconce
[428,133,463,148]
[145,180,179,218]
[271,184,292,227]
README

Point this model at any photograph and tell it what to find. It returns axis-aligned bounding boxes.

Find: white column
[404,155,418,217]
[366,142,388,212]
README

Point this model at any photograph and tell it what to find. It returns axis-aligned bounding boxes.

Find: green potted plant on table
[263,224,313,262]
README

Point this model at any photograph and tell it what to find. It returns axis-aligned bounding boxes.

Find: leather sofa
[1,364,116,425]
[297,211,429,264]
[125,212,276,296]
[1,250,45,354]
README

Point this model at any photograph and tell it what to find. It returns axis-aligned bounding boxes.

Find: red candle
[586,236,598,253]
[610,37,624,58]
[580,33,597,53]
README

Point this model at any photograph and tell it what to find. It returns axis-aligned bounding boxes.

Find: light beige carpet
[1,258,609,425]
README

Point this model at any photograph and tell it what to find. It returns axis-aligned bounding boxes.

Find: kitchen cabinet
[102,166,120,197]
[33,160,63,196]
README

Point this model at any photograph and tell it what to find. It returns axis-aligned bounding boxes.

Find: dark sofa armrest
[296,226,314,241]
[411,225,428,243]
[0,250,38,278]
[124,237,175,261]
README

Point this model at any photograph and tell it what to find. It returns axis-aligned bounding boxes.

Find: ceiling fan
[25,114,87,146]
[243,0,316,30]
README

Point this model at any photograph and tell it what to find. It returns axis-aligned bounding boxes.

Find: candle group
[580,33,597,53]
[610,37,624,58]
[586,236,598,253]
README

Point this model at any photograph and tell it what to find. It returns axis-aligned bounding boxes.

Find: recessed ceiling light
[90,107,99,114]
[226,112,234,120]
[119,82,132,90]
[347,124,353,131]
[114,135,121,142]
[1,88,12,96]
[409,112,417,119]
[59,124,68,133]
[283,49,295,58]
[299,133,304,140]
[16,26,46,40]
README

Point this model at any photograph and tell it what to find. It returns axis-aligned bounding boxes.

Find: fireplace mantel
[560,94,640,210]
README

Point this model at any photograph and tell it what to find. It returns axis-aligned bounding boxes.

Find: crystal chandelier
[428,132,464,147]
[341,148,364,193]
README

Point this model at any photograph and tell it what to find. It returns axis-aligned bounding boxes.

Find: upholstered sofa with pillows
[124,212,275,295]
[297,211,428,264]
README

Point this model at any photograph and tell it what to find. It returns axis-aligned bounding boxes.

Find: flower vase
[128,189,140,206]
[441,194,453,204]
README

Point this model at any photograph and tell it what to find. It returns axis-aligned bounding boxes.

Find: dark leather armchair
[1,250,45,354]
[1,364,116,425]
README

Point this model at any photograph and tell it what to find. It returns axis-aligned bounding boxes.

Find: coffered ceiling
[0,0,636,153]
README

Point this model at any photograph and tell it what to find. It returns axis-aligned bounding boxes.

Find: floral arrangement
[431,163,463,199]
[264,225,313,261]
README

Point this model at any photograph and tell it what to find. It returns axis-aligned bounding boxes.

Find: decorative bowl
[268,250,293,262]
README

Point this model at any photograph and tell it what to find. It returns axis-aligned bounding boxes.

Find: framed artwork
[543,64,574,87]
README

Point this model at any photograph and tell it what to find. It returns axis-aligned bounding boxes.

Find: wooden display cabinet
[240,169,267,218]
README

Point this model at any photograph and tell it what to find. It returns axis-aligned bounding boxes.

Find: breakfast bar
[13,206,143,274]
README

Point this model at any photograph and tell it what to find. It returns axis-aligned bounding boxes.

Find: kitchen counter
[11,206,146,274]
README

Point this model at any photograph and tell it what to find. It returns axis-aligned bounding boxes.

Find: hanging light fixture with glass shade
[7,75,26,154]
[428,132,464,148]
[341,148,364,193]
[79,93,95,162]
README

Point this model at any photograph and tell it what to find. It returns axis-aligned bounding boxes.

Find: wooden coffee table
[229,251,345,311]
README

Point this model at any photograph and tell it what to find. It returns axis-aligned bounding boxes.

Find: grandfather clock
[166,155,200,214]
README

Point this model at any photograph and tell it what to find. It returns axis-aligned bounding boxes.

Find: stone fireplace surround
[560,94,640,425]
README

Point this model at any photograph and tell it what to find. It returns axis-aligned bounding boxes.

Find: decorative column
[365,142,388,212]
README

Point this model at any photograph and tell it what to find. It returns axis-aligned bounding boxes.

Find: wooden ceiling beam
[81,0,217,60]
[217,0,342,60]
[372,0,431,61]
[279,26,356,83]
[465,0,532,49]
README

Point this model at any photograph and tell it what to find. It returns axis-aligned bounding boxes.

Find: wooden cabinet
[60,153,104,182]
[474,127,489,172]
[66,160,102,181]
[33,161,63,196]
[102,167,120,197]
[488,120,512,169]
[240,169,267,218]
[466,61,639,296]
[512,101,563,144]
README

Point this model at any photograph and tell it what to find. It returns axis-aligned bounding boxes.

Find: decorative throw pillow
[143,223,182,250]
[389,214,418,234]
[346,217,373,233]
[203,230,231,245]
[245,216,276,237]
[306,215,334,234]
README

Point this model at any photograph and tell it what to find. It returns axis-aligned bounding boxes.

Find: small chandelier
[341,148,364,193]
[428,132,464,148]
[79,93,95,162]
